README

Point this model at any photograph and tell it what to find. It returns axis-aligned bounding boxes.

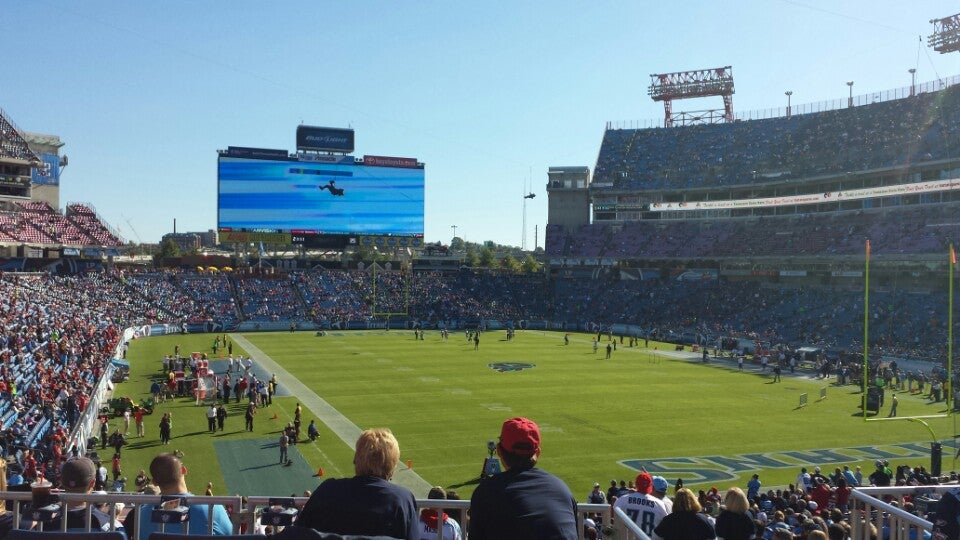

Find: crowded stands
[593,85,960,191]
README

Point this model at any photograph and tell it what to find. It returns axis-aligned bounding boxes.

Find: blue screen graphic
[218,157,424,236]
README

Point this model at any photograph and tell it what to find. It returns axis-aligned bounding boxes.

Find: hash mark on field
[447,388,471,395]
[482,403,512,412]
[538,423,564,433]
[420,376,439,383]
[376,358,392,363]
[396,366,413,372]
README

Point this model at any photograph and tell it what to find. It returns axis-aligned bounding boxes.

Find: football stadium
[4,6,960,540]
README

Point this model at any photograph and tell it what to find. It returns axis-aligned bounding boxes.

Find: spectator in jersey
[417,486,462,540]
[469,417,578,539]
[714,487,754,540]
[654,487,716,540]
[296,428,418,539]
[123,452,233,539]
[613,471,668,539]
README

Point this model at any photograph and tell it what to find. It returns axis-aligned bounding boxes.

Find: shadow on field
[447,477,482,490]
[240,462,286,472]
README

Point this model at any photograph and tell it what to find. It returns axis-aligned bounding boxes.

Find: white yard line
[229,334,432,494]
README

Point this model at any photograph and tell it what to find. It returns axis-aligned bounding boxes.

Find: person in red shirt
[809,477,833,513]
[133,408,145,437]
[834,477,852,512]
[23,450,37,481]
[111,453,122,482]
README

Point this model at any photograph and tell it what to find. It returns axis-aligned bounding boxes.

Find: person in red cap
[469,417,578,539]
[612,470,669,539]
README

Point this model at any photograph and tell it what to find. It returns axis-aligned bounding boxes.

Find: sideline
[229,334,432,495]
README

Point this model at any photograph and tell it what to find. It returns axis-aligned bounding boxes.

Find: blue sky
[3,1,959,248]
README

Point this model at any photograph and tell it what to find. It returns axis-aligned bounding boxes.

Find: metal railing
[849,485,942,540]
[607,74,960,129]
[0,492,613,540]
[612,506,653,540]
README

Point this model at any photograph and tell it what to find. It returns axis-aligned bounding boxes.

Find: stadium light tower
[785,91,793,118]
[847,81,854,108]
[451,224,457,242]
[929,13,960,54]
[909,68,917,97]
[648,66,735,127]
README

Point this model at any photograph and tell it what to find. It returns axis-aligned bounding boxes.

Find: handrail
[849,485,942,540]
[612,506,653,540]
[0,492,612,540]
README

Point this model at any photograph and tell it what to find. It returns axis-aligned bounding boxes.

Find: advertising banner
[296,126,355,153]
[363,155,419,168]
[651,177,960,212]
[225,147,289,160]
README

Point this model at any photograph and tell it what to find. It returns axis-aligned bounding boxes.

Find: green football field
[111,329,960,500]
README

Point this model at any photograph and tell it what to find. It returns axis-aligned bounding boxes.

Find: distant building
[163,230,219,252]
[22,131,65,210]
[546,166,591,233]
[163,233,201,252]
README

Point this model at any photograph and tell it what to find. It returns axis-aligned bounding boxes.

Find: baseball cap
[652,476,669,493]
[584,518,596,529]
[593,482,600,488]
[61,457,95,490]
[499,417,540,455]
[635,472,653,494]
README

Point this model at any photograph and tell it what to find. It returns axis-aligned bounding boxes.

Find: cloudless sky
[3,1,959,248]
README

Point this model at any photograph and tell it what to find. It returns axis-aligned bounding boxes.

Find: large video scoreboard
[217,146,424,249]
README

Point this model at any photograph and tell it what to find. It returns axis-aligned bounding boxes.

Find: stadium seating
[548,202,960,258]
[594,85,960,190]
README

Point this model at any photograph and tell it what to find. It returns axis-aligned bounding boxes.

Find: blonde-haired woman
[714,487,755,540]
[654,487,716,540]
[296,428,418,539]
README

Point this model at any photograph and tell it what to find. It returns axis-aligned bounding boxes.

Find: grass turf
[113,330,959,499]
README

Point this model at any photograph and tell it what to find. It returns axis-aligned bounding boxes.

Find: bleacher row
[594,84,960,191]
[546,202,960,258]
[121,270,551,327]
[0,202,120,247]
[111,267,953,362]
[0,274,130,486]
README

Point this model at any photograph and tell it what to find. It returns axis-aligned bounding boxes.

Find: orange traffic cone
[312,467,324,477]
[272,412,278,420]
[406,459,412,469]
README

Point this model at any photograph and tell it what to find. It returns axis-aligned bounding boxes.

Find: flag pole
[863,239,870,420]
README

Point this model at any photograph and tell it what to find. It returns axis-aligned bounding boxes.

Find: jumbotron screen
[218,154,424,248]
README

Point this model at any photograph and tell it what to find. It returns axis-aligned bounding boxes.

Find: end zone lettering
[620,441,950,484]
